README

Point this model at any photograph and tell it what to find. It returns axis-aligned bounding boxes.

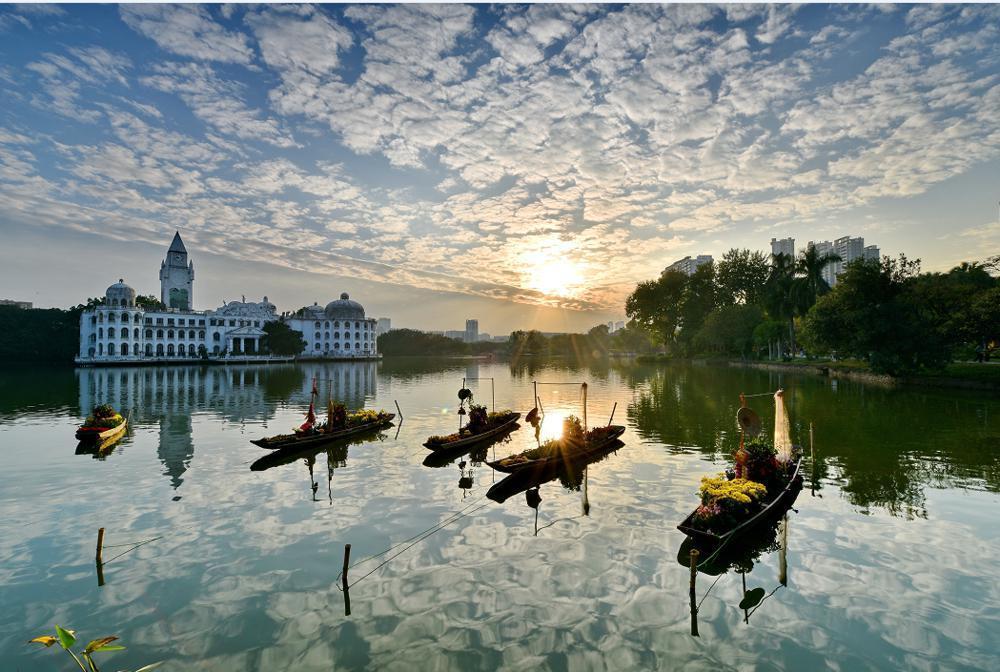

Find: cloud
[120,4,254,64]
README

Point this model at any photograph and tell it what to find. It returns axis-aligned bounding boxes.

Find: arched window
[133,327,139,339]
[156,344,164,356]
[108,342,116,356]
[213,332,220,342]
[145,344,153,356]
[315,321,321,329]
[213,345,220,354]
[325,320,330,327]
[355,331,360,339]
[134,342,139,355]
[334,331,340,339]
[98,343,104,355]
[108,313,116,323]
[324,331,330,340]
[167,344,175,356]
[345,342,351,350]
[178,344,186,356]
[167,330,174,339]
[315,332,321,340]
[145,329,153,338]
[120,327,128,339]
[157,329,164,339]
[334,321,340,328]
[314,343,320,350]
[97,313,103,323]
[189,330,195,339]
[121,312,128,322]
[98,327,104,339]
[121,343,129,356]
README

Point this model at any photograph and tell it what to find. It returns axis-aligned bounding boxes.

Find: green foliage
[715,248,769,306]
[677,263,717,352]
[625,270,687,347]
[609,322,658,354]
[693,304,764,357]
[28,624,160,672]
[261,321,306,356]
[0,305,83,363]
[379,328,470,356]
[135,294,165,310]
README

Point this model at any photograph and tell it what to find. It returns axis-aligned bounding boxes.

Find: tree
[378,329,468,356]
[135,294,166,310]
[763,252,797,354]
[587,324,611,356]
[801,255,949,375]
[693,304,765,357]
[678,263,716,352]
[625,270,687,348]
[610,322,658,354]
[262,321,306,356]
[715,248,770,306]
[793,245,841,313]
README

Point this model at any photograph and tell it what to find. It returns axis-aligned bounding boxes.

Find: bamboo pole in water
[95,527,105,587]
[689,548,699,637]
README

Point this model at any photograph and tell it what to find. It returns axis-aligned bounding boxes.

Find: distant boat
[488,425,626,473]
[76,406,128,443]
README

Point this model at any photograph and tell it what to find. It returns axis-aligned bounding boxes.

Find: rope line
[102,536,163,564]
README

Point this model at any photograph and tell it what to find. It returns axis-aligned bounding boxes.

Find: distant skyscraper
[834,236,865,283]
[808,240,837,288]
[445,330,465,340]
[771,237,795,260]
[665,254,713,276]
[465,319,479,343]
[377,317,391,335]
[863,244,880,262]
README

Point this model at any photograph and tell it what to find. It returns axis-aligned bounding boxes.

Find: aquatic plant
[28,625,161,672]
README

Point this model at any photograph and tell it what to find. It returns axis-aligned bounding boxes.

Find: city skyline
[1,4,998,334]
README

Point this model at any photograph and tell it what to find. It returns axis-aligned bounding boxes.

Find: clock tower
[159,231,195,310]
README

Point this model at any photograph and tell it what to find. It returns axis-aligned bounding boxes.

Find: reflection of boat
[422,443,491,469]
[677,457,803,545]
[487,439,624,503]
[487,425,626,474]
[75,432,127,458]
[423,412,521,451]
[250,439,351,472]
[251,413,394,450]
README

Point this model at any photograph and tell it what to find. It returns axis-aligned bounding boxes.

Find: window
[315,321,321,329]
[168,330,174,339]
[98,328,104,339]
[334,331,340,339]
[122,343,129,356]
[229,320,236,327]
[132,327,139,339]
[167,344,175,356]
[168,318,175,326]
[178,344,186,356]
[134,342,139,355]
[314,343,320,350]
[199,319,205,326]
[145,344,153,356]
[145,318,152,325]
[108,313,116,323]
[156,318,163,325]
[213,345,220,355]
[213,333,220,342]
[189,330,195,339]
[334,321,340,328]
[325,331,330,340]
[315,332,321,340]
[188,319,195,326]
[121,312,128,322]
[98,343,103,355]
[108,343,116,356]
[146,329,153,338]
[345,342,351,350]
[156,344,164,356]
[157,329,164,338]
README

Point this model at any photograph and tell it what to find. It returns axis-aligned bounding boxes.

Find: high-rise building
[376,317,391,335]
[0,299,32,309]
[770,237,795,260]
[807,240,837,288]
[834,236,865,284]
[445,330,465,340]
[863,244,880,262]
[465,319,479,343]
[665,254,713,276]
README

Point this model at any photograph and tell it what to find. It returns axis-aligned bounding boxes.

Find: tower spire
[168,231,187,254]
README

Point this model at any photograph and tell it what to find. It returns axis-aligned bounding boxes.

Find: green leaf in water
[55,625,76,650]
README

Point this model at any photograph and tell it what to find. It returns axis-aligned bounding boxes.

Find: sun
[522,247,585,298]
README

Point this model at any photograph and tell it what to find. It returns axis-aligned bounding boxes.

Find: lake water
[1,359,998,671]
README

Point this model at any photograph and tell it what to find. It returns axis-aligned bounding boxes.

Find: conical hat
[737,406,762,437]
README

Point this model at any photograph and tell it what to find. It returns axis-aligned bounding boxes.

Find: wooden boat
[487,425,626,474]
[75,414,128,442]
[677,457,803,545]
[251,413,395,450]
[486,439,624,503]
[423,412,521,451]
[250,441,351,472]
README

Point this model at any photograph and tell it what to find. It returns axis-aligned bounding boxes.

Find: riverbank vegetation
[626,249,999,376]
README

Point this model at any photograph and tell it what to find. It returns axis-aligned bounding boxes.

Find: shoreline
[731,359,1000,392]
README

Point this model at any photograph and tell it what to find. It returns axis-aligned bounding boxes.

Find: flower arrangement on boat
[82,404,124,429]
[492,415,622,470]
[425,407,516,446]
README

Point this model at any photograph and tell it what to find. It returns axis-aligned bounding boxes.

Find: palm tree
[794,246,841,313]
[763,252,797,356]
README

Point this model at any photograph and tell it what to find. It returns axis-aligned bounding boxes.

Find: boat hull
[75,418,127,442]
[487,425,626,474]
[251,414,395,450]
[423,413,521,451]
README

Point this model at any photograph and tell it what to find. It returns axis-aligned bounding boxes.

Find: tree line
[625,248,999,375]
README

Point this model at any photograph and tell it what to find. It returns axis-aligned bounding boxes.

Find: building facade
[770,237,795,260]
[806,236,880,288]
[465,319,479,343]
[377,317,391,335]
[77,233,380,365]
[665,254,713,276]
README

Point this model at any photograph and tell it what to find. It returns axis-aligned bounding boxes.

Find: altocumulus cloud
[0,3,997,311]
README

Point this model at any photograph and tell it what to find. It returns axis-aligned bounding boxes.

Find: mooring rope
[102,536,163,564]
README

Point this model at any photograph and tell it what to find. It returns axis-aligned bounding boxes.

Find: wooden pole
[394,399,403,421]
[96,527,105,587]
[607,402,617,426]
[779,515,788,587]
[689,548,699,637]
[342,543,352,616]
[809,422,815,463]
[582,382,588,430]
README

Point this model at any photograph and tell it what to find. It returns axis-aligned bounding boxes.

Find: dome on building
[324,292,365,320]
[105,279,136,307]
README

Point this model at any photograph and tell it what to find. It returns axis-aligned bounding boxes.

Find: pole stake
[96,527,105,587]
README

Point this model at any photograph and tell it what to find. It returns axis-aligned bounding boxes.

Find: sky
[0,3,997,334]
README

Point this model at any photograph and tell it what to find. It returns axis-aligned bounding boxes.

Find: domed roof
[105,279,136,307]
[324,292,365,320]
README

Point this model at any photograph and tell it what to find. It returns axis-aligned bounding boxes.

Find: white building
[77,232,380,365]
[465,319,479,343]
[806,236,879,287]
[377,317,391,335]
[665,254,713,276]
[863,244,880,262]
[285,293,378,359]
[770,237,795,260]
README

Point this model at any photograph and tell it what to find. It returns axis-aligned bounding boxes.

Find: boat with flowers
[487,415,626,474]
[677,390,803,545]
[75,404,129,443]
[252,379,394,450]
[424,381,522,452]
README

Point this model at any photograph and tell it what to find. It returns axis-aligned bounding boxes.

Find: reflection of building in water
[296,362,378,408]
[78,366,282,489]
